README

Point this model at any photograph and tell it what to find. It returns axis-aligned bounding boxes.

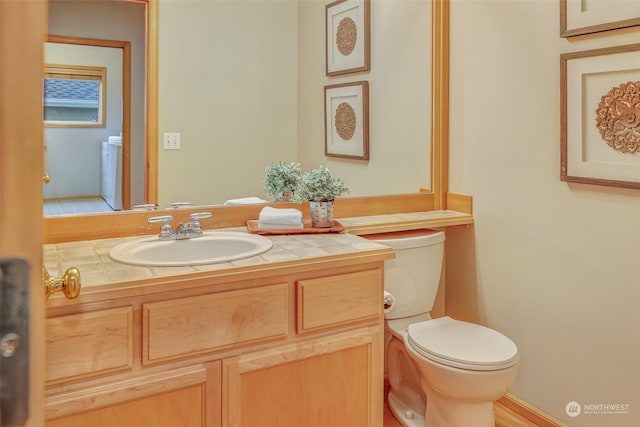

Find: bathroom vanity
[44,232,395,427]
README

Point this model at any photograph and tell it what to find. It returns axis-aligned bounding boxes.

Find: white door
[0,0,47,425]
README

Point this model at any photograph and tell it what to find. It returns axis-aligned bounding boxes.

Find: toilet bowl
[366,230,520,427]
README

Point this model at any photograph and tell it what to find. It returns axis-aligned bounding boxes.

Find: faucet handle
[148,215,174,239]
[170,201,192,209]
[189,212,212,221]
[133,203,158,211]
[188,212,212,232]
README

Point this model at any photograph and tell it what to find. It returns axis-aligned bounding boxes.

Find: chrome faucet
[148,212,212,240]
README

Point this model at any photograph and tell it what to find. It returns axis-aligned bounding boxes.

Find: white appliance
[101,139,122,210]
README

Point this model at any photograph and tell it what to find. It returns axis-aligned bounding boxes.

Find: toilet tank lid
[408,316,518,368]
[363,229,445,250]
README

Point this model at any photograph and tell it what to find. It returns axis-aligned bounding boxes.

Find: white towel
[224,197,268,205]
[258,206,303,228]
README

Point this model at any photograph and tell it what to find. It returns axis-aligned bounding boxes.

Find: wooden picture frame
[324,81,369,160]
[560,44,640,189]
[560,0,640,37]
[325,0,370,76]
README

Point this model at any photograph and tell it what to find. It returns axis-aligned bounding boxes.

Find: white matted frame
[326,0,370,76]
[560,44,640,189]
[325,81,369,160]
[560,0,640,37]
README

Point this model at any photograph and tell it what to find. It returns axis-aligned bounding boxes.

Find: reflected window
[43,64,106,127]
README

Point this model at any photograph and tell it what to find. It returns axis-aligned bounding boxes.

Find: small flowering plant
[264,161,302,201]
[293,165,350,203]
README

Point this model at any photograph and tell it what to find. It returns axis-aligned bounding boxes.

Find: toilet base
[388,391,425,427]
[423,381,496,427]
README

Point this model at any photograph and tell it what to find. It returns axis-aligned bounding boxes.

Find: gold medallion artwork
[595,80,640,154]
[336,17,357,56]
[335,102,356,141]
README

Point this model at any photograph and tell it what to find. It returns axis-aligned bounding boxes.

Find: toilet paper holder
[383,291,395,312]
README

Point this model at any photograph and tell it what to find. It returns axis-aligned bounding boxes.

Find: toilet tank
[365,229,445,320]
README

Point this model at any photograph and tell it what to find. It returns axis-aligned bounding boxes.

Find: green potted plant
[293,165,349,227]
[264,161,302,202]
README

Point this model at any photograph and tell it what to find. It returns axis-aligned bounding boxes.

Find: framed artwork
[560,0,640,37]
[325,0,370,76]
[324,81,369,160]
[560,44,640,189]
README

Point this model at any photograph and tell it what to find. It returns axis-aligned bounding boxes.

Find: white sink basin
[109,232,273,267]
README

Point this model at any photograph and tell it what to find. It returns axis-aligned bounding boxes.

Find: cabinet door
[46,385,204,427]
[46,363,220,427]
[222,326,383,427]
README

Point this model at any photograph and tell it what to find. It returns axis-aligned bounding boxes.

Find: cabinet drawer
[46,306,134,384]
[297,269,382,333]
[143,283,288,364]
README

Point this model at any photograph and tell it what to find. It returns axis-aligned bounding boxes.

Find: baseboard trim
[498,393,568,427]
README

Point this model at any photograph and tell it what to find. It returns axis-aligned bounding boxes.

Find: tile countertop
[43,211,473,289]
[43,229,389,289]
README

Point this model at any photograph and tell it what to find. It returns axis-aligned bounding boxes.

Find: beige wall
[447,1,640,426]
[158,1,298,206]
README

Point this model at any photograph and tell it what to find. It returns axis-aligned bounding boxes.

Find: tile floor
[43,197,114,216]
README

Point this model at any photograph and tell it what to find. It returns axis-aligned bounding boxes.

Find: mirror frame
[43,0,449,243]
[146,0,159,205]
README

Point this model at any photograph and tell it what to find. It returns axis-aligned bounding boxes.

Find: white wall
[297,0,431,197]
[158,0,298,206]
[447,1,640,426]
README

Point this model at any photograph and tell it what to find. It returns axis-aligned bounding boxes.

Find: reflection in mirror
[158,0,431,207]
[43,39,134,215]
[43,64,106,127]
[44,0,146,216]
[44,0,439,218]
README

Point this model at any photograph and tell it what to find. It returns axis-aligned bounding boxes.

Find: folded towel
[224,197,268,205]
[258,222,304,230]
[258,206,303,226]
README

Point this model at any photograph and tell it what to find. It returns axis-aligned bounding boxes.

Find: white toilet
[366,229,519,427]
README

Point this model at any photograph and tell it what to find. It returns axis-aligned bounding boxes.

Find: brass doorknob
[43,173,50,184]
[44,267,81,299]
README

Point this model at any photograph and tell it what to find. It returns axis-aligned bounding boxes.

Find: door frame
[45,35,133,210]
[0,0,47,425]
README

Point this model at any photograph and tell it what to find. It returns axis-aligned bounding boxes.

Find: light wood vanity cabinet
[45,264,386,427]
[46,306,134,384]
[143,283,289,364]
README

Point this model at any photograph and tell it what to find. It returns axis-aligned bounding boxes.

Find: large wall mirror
[44,0,449,222]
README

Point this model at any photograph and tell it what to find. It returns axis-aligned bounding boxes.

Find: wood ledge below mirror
[43,192,473,244]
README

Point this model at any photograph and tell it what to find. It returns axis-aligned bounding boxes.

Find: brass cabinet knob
[43,267,81,299]
[43,173,50,184]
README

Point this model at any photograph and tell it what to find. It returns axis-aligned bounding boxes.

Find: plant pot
[309,200,334,228]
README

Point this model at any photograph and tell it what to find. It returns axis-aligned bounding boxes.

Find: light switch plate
[163,132,181,150]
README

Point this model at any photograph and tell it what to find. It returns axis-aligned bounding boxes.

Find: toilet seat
[407,316,519,371]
